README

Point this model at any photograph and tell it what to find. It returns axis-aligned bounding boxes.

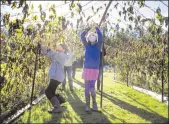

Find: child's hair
[60,43,69,52]
[86,32,98,43]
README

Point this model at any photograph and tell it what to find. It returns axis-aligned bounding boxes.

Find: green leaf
[82,12,85,17]
[60,35,65,42]
[71,1,75,8]
[31,4,34,11]
[11,2,17,9]
[2,0,6,4]
[114,3,119,9]
[129,25,132,30]
[156,13,162,20]
[92,6,94,12]
[124,15,126,21]
[97,8,100,13]
[71,12,74,18]
[76,7,79,13]
[138,1,144,8]
[129,16,133,21]
[137,16,141,21]
[86,16,91,22]
[41,11,46,21]
[156,7,161,14]
[119,11,121,16]
[38,4,42,11]
[1,63,7,71]
[32,15,38,20]
[157,27,162,34]
[164,17,168,27]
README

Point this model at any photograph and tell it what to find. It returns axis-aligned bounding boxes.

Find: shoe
[48,96,65,113]
[91,94,98,111]
[60,88,65,91]
[55,94,66,104]
[85,106,91,112]
[85,95,91,112]
[48,107,65,113]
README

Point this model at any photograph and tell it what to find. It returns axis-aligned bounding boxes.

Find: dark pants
[72,66,76,79]
[45,79,61,100]
[62,66,73,90]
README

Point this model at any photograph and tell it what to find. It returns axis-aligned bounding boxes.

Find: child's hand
[85,27,91,32]
[93,23,99,28]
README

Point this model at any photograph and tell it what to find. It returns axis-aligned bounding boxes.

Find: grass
[14,72,168,123]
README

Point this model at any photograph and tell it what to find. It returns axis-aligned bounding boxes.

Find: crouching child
[38,43,68,113]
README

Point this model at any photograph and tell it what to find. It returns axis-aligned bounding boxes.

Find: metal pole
[30,45,39,105]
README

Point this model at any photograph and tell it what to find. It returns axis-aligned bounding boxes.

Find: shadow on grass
[72,79,123,123]
[121,92,163,115]
[74,79,168,123]
[98,92,168,123]
[43,98,68,124]
[44,111,65,124]
[64,90,111,123]
[102,109,126,123]
[27,108,32,124]
[42,86,111,123]
[73,79,84,88]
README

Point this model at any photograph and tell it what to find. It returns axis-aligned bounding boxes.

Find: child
[80,25,103,112]
[62,46,76,91]
[39,43,68,113]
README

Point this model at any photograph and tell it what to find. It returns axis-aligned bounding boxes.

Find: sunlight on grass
[14,72,168,123]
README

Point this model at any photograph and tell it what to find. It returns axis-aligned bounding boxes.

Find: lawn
[14,72,168,123]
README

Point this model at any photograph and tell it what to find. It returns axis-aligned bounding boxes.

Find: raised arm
[95,27,103,49]
[41,45,67,65]
[80,27,90,47]
[80,30,88,47]
[40,45,56,61]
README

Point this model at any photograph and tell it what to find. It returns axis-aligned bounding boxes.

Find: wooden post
[100,27,105,108]
[168,32,169,105]
[30,45,39,105]
[127,70,129,87]
[161,58,164,102]
[114,66,116,80]
[99,1,112,108]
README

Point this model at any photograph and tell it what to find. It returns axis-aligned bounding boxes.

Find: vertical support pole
[127,70,129,87]
[99,0,112,108]
[30,45,39,105]
[161,58,164,102]
[114,66,116,80]
[100,28,105,108]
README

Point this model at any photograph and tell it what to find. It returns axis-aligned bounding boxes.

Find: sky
[1,0,168,35]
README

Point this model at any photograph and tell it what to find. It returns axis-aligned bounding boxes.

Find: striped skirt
[82,68,99,80]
